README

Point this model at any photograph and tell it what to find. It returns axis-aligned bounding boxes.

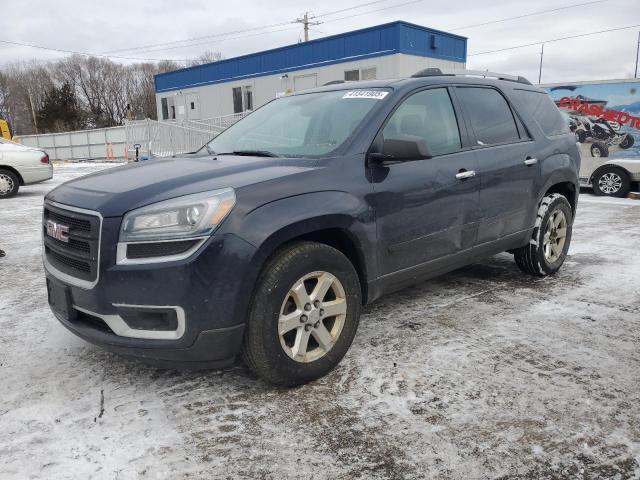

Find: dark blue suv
[43,70,580,386]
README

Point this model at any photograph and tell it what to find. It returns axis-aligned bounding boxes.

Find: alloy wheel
[543,209,567,263]
[278,271,347,363]
[598,173,622,194]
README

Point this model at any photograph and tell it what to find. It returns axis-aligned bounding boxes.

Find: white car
[0,138,53,198]
[578,143,640,197]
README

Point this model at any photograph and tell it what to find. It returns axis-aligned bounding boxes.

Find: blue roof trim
[155,21,467,93]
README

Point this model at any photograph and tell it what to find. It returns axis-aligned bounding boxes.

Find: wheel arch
[589,163,632,184]
[0,165,25,185]
[544,181,577,216]
[253,220,371,304]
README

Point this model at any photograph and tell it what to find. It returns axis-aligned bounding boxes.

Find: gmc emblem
[46,220,70,243]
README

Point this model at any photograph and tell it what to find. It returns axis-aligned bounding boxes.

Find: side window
[161,98,169,120]
[511,89,570,137]
[382,88,461,157]
[232,87,243,113]
[456,87,520,146]
[344,69,360,81]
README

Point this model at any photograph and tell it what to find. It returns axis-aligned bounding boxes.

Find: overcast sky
[1,0,639,84]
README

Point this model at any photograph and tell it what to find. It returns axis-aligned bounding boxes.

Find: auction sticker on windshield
[342,90,389,100]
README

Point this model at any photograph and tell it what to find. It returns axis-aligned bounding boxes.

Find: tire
[590,142,609,158]
[619,133,635,149]
[576,129,587,143]
[0,169,20,198]
[591,166,630,198]
[514,194,573,277]
[242,241,362,386]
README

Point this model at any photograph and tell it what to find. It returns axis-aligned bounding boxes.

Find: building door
[294,74,318,92]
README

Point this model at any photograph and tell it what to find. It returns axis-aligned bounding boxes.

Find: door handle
[524,157,538,166]
[455,170,476,180]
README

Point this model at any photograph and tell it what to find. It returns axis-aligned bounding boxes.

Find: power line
[468,24,640,56]
[317,0,425,24]
[449,0,608,31]
[315,0,395,18]
[103,0,398,55]
[102,21,294,55]
[0,38,184,62]
[113,25,301,55]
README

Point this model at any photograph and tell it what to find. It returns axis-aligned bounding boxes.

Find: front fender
[217,191,377,321]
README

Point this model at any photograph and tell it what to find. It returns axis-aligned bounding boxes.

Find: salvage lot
[0,163,639,479]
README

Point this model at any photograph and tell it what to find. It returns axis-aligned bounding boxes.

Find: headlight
[120,188,236,242]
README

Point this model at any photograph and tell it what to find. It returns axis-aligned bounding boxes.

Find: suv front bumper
[45,228,257,368]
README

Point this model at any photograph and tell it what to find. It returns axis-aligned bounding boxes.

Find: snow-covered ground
[1,163,639,479]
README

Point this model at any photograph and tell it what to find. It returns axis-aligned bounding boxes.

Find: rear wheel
[514,194,573,277]
[242,241,361,386]
[619,133,635,149]
[590,142,609,158]
[0,169,19,198]
[591,167,630,197]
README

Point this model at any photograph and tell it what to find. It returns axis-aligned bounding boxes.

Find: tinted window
[512,89,570,136]
[456,87,520,145]
[383,88,461,156]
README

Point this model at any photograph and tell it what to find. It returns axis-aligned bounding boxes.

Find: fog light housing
[116,306,179,332]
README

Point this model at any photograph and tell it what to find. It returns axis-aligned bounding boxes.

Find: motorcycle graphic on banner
[544,80,640,159]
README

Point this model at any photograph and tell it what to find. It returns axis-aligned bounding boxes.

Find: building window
[344,69,360,81]
[170,105,176,119]
[161,98,169,120]
[233,86,253,113]
[190,101,195,110]
[232,87,243,113]
[244,86,253,111]
[361,67,377,80]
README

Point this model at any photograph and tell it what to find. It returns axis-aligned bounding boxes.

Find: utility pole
[538,43,545,84]
[635,31,639,78]
[295,12,321,42]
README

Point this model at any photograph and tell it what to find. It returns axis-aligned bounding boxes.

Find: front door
[454,86,538,245]
[373,87,480,276]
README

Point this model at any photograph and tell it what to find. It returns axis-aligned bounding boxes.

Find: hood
[46,155,320,217]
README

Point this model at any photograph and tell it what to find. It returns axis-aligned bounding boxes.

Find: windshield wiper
[217,150,280,157]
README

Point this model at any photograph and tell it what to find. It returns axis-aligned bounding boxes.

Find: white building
[154,21,467,121]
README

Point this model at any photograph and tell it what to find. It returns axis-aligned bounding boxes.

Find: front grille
[43,203,101,284]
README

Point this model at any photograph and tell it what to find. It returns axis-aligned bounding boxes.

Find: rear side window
[383,88,461,156]
[511,89,570,136]
[456,87,520,146]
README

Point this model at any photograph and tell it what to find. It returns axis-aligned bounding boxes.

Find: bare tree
[0,54,189,135]
[187,50,224,67]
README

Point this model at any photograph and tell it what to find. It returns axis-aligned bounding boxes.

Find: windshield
[204,89,390,157]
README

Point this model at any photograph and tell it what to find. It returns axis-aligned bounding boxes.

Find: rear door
[454,86,538,246]
[373,87,480,276]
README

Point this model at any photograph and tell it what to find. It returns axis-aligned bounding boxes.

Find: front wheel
[514,194,573,277]
[242,242,362,386]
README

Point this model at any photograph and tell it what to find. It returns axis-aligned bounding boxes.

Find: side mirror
[369,135,432,164]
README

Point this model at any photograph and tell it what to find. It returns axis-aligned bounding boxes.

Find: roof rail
[411,68,532,85]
